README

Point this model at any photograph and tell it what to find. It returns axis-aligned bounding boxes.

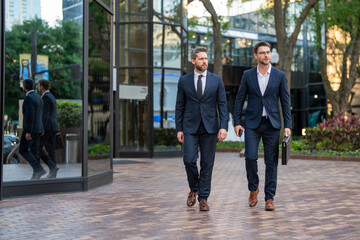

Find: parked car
[2,134,20,164]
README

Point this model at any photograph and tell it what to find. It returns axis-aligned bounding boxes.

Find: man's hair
[38,79,50,90]
[191,47,207,60]
[254,41,271,54]
[22,78,34,91]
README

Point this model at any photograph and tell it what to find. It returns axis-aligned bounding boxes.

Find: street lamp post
[31,32,37,81]
[31,32,49,81]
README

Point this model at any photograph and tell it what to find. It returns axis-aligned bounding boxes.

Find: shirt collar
[26,90,34,96]
[42,90,49,97]
[194,70,207,79]
[257,64,272,76]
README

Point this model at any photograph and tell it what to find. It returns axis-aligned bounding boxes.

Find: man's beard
[259,59,270,66]
[195,64,207,72]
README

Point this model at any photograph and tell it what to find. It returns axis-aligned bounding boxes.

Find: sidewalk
[1,153,360,239]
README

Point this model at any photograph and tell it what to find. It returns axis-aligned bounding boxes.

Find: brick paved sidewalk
[1,153,360,239]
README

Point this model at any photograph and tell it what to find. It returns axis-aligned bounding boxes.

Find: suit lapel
[252,68,262,96]
[263,66,275,96]
[187,72,199,99]
[202,72,211,98]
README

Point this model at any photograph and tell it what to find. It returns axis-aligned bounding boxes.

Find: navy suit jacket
[42,91,59,132]
[233,66,292,130]
[22,91,44,134]
[175,71,229,134]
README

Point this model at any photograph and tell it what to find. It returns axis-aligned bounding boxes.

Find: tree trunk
[315,5,360,116]
[199,0,223,77]
[273,0,320,91]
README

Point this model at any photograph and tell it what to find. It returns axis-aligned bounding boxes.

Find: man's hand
[284,128,291,137]
[25,133,32,141]
[218,129,227,142]
[177,131,184,143]
[234,125,244,137]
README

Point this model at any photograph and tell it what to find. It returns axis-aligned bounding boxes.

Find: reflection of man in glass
[19,78,46,179]
[38,79,60,178]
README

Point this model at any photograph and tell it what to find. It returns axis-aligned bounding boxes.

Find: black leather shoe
[31,170,46,180]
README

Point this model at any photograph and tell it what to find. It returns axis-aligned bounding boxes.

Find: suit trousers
[39,130,57,170]
[244,117,280,201]
[19,132,45,173]
[183,122,217,201]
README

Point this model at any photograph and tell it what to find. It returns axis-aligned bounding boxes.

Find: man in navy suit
[175,47,228,211]
[38,79,60,178]
[19,78,46,179]
[233,41,292,211]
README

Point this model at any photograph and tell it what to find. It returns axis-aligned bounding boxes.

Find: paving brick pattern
[1,153,360,239]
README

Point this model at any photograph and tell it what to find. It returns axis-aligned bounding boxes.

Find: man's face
[191,51,208,72]
[254,46,271,66]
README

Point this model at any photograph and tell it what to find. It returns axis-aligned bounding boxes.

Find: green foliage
[155,128,178,147]
[291,140,309,151]
[324,0,360,34]
[88,143,110,157]
[4,19,83,122]
[216,141,245,149]
[303,112,360,152]
[57,101,82,128]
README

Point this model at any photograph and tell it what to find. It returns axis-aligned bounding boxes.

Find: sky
[188,0,265,18]
[41,0,63,27]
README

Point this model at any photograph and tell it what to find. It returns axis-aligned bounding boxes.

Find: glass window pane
[119,0,148,22]
[153,24,163,67]
[3,0,83,182]
[153,0,181,23]
[164,26,181,68]
[154,69,181,151]
[88,1,112,175]
[119,69,149,152]
[120,24,148,67]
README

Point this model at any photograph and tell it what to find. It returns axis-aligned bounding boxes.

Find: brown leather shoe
[265,200,275,211]
[187,191,197,207]
[248,188,259,207]
[199,199,209,211]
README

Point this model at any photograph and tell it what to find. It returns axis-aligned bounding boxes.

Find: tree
[188,0,233,76]
[314,0,360,115]
[4,19,83,122]
[272,0,319,90]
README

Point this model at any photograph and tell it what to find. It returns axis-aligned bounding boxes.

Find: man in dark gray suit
[233,41,292,211]
[38,79,60,178]
[19,78,46,179]
[175,47,228,211]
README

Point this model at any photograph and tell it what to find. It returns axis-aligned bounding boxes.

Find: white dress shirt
[26,90,34,96]
[41,90,49,98]
[257,65,271,116]
[194,70,207,95]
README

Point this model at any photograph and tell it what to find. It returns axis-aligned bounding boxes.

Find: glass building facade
[114,0,187,158]
[188,5,327,136]
[1,0,187,199]
[0,0,114,198]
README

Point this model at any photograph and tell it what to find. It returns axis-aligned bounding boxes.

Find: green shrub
[303,112,360,151]
[154,128,178,146]
[88,143,110,156]
[57,101,82,128]
[216,141,245,149]
[291,140,309,151]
